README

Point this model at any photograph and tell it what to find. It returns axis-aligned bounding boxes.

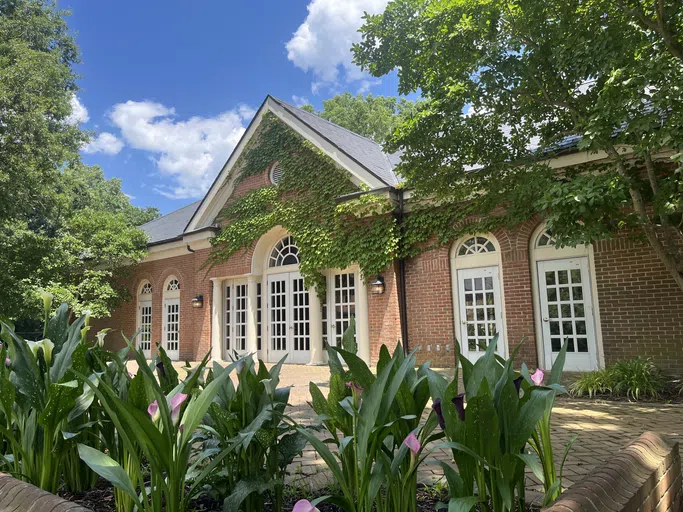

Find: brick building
[97,95,683,373]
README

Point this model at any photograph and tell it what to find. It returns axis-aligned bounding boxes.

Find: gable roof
[141,200,202,245]
[270,97,401,187]
[183,95,402,234]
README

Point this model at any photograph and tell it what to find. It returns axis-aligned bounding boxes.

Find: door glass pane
[570,269,581,283]
[558,270,568,285]
[270,279,287,352]
[292,277,310,352]
[333,272,356,349]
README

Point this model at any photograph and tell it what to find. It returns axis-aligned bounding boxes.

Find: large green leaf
[68,373,99,422]
[77,444,142,510]
[448,496,483,512]
[356,358,394,464]
[45,303,70,352]
[549,340,569,385]
[277,431,308,469]
[510,387,554,452]
[2,323,43,409]
[341,315,357,354]
[223,475,276,511]
[333,347,375,389]
[155,345,179,394]
[50,314,86,383]
[39,380,80,432]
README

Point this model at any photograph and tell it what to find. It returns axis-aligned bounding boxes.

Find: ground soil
[59,480,541,511]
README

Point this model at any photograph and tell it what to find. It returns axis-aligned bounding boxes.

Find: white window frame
[529,223,605,370]
[450,234,509,359]
[137,280,153,358]
[223,278,249,359]
[162,275,181,360]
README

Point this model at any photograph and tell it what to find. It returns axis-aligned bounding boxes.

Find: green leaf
[50,315,86,383]
[2,323,43,409]
[517,453,545,484]
[448,496,483,512]
[45,303,70,351]
[77,444,142,510]
[550,340,569,385]
[333,347,375,389]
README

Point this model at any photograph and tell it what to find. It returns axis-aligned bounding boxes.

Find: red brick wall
[593,234,683,374]
[367,265,402,362]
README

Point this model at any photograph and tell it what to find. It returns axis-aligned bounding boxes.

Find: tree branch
[607,145,683,290]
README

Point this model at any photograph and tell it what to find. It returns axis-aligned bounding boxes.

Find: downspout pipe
[395,188,410,355]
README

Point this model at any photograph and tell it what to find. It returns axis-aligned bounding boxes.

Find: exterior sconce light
[370,276,385,295]
[191,295,204,308]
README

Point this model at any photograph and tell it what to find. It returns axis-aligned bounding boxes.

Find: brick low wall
[0,474,91,512]
[543,432,682,512]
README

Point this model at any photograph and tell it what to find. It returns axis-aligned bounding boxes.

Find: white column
[308,285,325,365]
[210,278,224,361]
[356,273,371,365]
[246,275,259,362]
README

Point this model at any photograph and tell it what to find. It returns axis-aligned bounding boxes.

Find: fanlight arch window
[166,279,180,291]
[140,282,152,295]
[269,236,300,267]
[270,162,283,185]
[457,236,496,256]
[536,228,557,248]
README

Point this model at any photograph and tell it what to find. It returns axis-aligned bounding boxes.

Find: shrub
[610,357,665,400]
[570,369,614,398]
[571,358,665,401]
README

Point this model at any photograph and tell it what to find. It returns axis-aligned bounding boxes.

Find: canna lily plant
[301,320,438,512]
[77,337,246,512]
[426,335,570,512]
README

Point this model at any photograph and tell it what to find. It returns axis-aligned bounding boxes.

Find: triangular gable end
[184,95,393,233]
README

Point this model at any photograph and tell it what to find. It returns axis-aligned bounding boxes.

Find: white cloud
[83,132,124,155]
[292,95,310,107]
[66,95,90,125]
[109,100,252,199]
[286,0,389,91]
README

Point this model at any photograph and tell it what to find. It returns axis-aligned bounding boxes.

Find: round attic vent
[270,162,282,185]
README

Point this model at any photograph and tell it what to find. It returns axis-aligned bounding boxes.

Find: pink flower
[4,357,10,368]
[345,381,364,393]
[147,400,160,422]
[170,393,188,426]
[531,369,545,387]
[292,500,320,512]
[403,432,421,456]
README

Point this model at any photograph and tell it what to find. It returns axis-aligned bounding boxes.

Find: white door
[163,298,180,360]
[267,272,310,363]
[538,257,598,371]
[224,280,249,360]
[457,266,504,362]
[137,300,152,358]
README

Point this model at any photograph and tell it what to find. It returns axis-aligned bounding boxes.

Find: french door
[162,298,180,360]
[224,279,248,359]
[267,272,310,364]
[137,300,152,358]
[538,257,598,371]
[457,266,504,362]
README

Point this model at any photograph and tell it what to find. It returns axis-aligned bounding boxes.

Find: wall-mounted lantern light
[370,276,385,295]
[191,295,204,308]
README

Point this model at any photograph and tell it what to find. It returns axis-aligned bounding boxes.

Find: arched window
[166,278,180,291]
[269,236,300,267]
[162,276,180,360]
[141,282,153,294]
[536,228,557,248]
[457,236,496,256]
[270,162,283,185]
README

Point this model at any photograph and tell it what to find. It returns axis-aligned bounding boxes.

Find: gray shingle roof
[141,200,202,245]
[270,96,401,186]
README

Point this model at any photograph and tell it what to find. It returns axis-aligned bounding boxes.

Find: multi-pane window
[139,303,152,352]
[270,278,287,351]
[544,268,588,353]
[256,282,262,351]
[461,275,498,352]
[167,279,180,291]
[292,277,310,352]
[458,236,496,256]
[269,236,300,267]
[333,272,356,348]
[234,284,247,352]
[165,302,179,352]
[141,282,152,294]
[322,295,328,349]
[537,229,557,247]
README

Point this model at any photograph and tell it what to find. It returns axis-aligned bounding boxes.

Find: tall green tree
[0,0,159,319]
[303,92,420,143]
[353,0,683,290]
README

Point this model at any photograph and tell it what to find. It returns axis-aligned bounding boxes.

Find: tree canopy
[353,0,683,290]
[302,92,420,144]
[0,0,159,320]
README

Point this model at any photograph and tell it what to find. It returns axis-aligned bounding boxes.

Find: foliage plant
[571,357,666,400]
[301,321,438,512]
[77,341,239,512]
[207,113,399,296]
[426,337,570,512]
[0,293,94,492]
[195,354,307,512]
[570,369,615,398]
[353,0,683,291]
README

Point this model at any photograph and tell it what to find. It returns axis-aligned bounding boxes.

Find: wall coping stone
[0,474,91,512]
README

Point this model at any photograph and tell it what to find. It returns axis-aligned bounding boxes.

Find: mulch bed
[60,480,541,511]
[557,391,683,405]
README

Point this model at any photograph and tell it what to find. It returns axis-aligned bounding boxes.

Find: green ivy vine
[207,113,399,296]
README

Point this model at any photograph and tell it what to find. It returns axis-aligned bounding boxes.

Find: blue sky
[64,0,401,215]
